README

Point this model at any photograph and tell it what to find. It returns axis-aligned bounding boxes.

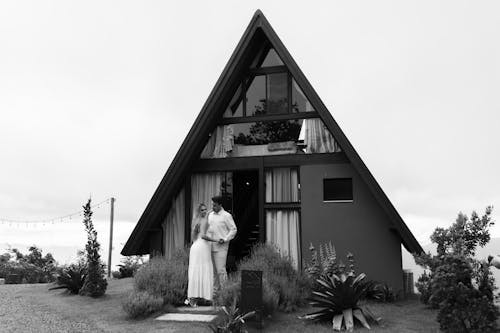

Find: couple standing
[186,195,237,306]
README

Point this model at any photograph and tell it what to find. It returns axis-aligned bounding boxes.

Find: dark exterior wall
[300,163,403,291]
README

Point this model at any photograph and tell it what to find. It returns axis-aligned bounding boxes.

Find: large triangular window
[213,46,340,158]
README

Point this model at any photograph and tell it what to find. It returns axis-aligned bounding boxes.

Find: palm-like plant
[301,272,381,331]
[209,299,256,333]
[49,263,87,294]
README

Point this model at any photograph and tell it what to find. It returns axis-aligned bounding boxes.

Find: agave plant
[209,299,256,333]
[301,272,380,331]
[49,263,87,294]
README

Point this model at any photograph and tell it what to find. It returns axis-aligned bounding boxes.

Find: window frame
[322,177,354,203]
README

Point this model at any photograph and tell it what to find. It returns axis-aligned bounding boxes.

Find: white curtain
[200,125,234,158]
[191,172,226,226]
[266,210,300,269]
[265,168,299,203]
[162,187,185,259]
[300,118,341,153]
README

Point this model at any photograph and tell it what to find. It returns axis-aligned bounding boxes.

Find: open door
[227,170,259,271]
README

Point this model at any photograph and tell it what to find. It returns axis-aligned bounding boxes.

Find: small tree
[79,199,107,297]
[414,206,498,332]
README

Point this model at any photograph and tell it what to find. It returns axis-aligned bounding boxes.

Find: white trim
[323,199,354,203]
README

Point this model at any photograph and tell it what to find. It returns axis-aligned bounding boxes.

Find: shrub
[432,254,498,332]
[214,244,309,314]
[213,273,241,309]
[112,271,121,279]
[414,207,499,332]
[122,291,164,319]
[238,243,310,312]
[415,271,432,304]
[301,272,380,330]
[209,300,256,333]
[134,247,189,306]
[118,256,143,278]
[213,272,279,317]
[0,246,58,283]
[49,263,87,294]
[304,242,356,286]
[360,280,385,302]
[79,199,107,297]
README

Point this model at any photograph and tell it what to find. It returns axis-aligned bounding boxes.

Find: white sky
[1,1,499,266]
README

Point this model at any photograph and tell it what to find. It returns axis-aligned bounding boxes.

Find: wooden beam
[219,111,319,125]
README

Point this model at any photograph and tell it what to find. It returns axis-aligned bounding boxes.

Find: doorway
[227,169,259,271]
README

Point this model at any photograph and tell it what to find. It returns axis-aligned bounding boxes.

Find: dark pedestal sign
[241,270,263,328]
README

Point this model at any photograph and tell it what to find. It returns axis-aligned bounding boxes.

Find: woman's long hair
[195,203,207,219]
[192,203,206,240]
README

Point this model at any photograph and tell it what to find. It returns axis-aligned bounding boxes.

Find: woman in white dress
[186,203,216,306]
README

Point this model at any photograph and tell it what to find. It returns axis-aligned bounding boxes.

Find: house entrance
[227,169,259,271]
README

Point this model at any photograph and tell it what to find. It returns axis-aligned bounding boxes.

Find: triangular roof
[122,10,423,256]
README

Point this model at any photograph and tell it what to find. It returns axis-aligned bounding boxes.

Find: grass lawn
[257,299,440,333]
[0,278,440,332]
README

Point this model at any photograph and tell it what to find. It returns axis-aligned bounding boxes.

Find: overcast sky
[1,1,499,265]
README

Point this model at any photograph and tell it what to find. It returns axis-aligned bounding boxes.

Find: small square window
[323,178,353,202]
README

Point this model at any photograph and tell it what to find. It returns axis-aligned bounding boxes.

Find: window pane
[261,48,284,67]
[265,168,299,203]
[323,178,353,201]
[164,187,185,258]
[266,209,300,269]
[200,118,342,158]
[267,73,288,114]
[233,120,302,145]
[292,79,314,113]
[191,172,233,221]
[223,101,243,118]
[223,84,243,118]
[246,75,266,116]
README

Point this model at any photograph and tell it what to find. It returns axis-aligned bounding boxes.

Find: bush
[112,271,121,279]
[118,256,143,278]
[304,242,356,287]
[414,207,499,332]
[415,271,432,304]
[214,244,308,315]
[122,291,164,319]
[214,272,279,317]
[239,243,310,312]
[134,247,189,306]
[49,263,87,294]
[1,260,49,284]
[213,273,241,309]
[432,254,498,332]
[0,246,58,283]
[301,272,380,330]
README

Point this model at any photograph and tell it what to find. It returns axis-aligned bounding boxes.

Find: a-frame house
[122,10,423,291]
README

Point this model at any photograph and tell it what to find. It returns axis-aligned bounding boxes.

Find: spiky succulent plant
[301,272,381,331]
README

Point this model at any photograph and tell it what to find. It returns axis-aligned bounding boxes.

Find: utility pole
[107,197,115,278]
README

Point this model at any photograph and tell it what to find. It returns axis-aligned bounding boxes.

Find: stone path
[155,306,220,323]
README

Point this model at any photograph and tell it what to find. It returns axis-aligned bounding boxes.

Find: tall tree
[79,198,107,297]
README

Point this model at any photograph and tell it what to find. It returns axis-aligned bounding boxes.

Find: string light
[0,198,113,227]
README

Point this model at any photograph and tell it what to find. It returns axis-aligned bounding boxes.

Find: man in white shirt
[208,195,237,288]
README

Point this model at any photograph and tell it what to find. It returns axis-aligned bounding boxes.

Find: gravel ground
[0,279,210,333]
[0,284,100,333]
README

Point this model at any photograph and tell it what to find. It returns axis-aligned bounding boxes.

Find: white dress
[187,220,214,300]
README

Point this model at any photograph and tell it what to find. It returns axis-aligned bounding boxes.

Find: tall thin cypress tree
[79,198,107,297]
